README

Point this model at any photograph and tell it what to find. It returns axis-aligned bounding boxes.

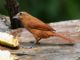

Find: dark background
[0,0,80,23]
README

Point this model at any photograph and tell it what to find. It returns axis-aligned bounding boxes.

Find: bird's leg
[35,38,41,44]
[30,35,41,48]
[30,37,41,44]
[30,37,41,48]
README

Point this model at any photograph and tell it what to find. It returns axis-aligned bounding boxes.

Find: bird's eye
[19,12,23,15]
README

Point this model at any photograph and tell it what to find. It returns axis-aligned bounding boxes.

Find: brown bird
[13,11,73,44]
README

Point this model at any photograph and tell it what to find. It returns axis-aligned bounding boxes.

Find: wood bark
[5,0,23,29]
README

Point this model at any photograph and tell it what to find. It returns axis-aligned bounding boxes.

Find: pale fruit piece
[0,32,19,48]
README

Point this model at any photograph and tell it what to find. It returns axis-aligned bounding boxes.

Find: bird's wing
[28,18,55,31]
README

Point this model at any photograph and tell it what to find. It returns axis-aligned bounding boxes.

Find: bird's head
[13,11,29,20]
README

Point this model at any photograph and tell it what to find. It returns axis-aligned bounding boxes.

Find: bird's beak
[12,15,19,20]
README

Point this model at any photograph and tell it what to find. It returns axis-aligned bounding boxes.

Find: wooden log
[5,0,23,29]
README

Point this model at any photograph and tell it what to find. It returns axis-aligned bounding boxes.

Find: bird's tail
[52,32,74,43]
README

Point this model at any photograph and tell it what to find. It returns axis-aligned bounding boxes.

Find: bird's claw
[35,42,41,45]
[30,41,35,44]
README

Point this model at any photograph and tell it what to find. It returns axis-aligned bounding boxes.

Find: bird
[13,11,74,44]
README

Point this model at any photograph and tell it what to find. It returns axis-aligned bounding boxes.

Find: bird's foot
[29,41,40,48]
[30,41,35,44]
[35,42,40,45]
[29,41,39,48]
[30,41,40,45]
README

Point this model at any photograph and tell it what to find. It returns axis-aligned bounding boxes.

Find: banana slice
[0,32,19,48]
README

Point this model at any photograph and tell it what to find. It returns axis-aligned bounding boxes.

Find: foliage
[0,0,80,22]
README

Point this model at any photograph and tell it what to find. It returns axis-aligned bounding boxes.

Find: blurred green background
[0,0,80,23]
